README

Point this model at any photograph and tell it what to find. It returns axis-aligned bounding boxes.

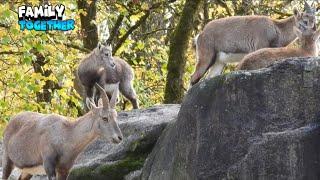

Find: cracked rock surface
[141,57,320,180]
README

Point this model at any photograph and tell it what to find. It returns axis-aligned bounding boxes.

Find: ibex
[2,84,122,180]
[190,3,316,85]
[237,26,320,70]
[77,44,139,109]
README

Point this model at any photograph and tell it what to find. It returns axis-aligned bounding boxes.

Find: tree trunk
[77,0,98,50]
[203,0,209,27]
[75,0,98,114]
[164,0,201,103]
[32,50,60,103]
[30,0,61,104]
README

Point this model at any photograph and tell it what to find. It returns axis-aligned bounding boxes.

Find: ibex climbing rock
[2,84,122,180]
[237,26,320,70]
[190,3,316,85]
[77,44,139,109]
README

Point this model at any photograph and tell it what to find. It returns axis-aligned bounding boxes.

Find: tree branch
[64,42,91,53]
[203,0,209,26]
[112,1,176,54]
[46,31,91,53]
[0,51,23,55]
[138,28,174,37]
[216,0,232,16]
[0,23,10,28]
[107,14,124,44]
[113,11,150,54]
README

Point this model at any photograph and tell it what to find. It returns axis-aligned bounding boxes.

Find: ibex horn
[95,83,110,109]
[304,0,314,14]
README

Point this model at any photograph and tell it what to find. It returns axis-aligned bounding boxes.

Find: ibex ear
[304,0,315,15]
[98,43,102,50]
[110,83,119,108]
[94,44,102,55]
[293,8,301,17]
[106,43,112,50]
[293,26,302,39]
[98,98,103,107]
[86,97,97,110]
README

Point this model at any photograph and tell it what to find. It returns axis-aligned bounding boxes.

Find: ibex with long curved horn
[190,3,316,85]
[2,84,122,180]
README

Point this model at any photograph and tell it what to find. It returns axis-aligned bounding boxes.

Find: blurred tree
[164,0,202,103]
[32,49,61,103]
[77,0,98,50]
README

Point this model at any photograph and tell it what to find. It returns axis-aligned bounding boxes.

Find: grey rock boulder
[69,104,180,180]
[141,57,320,180]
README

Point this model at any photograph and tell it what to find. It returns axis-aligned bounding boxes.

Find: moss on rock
[68,152,147,180]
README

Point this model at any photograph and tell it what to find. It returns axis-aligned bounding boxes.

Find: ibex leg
[206,61,225,79]
[18,173,32,180]
[190,35,216,85]
[2,150,14,179]
[43,151,57,180]
[57,168,69,180]
[120,81,139,109]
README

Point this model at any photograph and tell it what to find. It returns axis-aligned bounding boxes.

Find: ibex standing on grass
[2,84,122,180]
[190,3,316,85]
[237,26,320,70]
[77,44,139,109]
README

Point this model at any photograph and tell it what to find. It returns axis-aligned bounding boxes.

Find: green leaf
[136,41,145,50]
[2,36,10,44]
[3,10,11,18]
[35,43,44,52]
[23,55,32,64]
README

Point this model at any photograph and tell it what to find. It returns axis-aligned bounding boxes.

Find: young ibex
[190,3,316,85]
[237,26,320,70]
[77,44,139,109]
[2,84,122,180]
